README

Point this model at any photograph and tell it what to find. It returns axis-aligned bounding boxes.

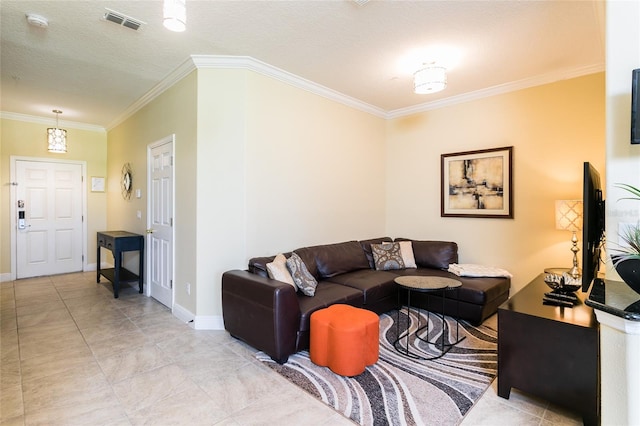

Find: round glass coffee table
[393,275,466,360]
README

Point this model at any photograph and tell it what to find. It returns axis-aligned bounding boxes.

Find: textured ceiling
[0,1,605,129]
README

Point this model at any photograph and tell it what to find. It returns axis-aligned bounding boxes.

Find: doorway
[12,158,85,279]
[147,136,174,308]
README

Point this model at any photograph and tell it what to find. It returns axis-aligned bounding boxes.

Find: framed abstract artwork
[441,146,513,218]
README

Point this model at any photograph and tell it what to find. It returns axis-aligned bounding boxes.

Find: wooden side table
[97,231,144,298]
[498,274,599,425]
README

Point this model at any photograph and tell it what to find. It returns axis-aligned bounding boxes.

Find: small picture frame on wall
[441,146,513,218]
[91,176,105,192]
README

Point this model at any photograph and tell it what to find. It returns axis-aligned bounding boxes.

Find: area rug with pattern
[256,308,498,426]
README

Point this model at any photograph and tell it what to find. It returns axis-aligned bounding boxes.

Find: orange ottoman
[310,304,379,376]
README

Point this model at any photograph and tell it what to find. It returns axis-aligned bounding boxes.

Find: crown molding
[191,55,387,118]
[105,56,604,128]
[386,63,605,119]
[107,57,198,130]
[0,111,106,132]
[107,55,386,129]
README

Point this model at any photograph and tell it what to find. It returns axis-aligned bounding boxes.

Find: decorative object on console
[543,268,581,292]
[441,146,513,218]
[555,199,583,279]
[47,109,67,153]
[414,63,447,94]
[611,183,640,295]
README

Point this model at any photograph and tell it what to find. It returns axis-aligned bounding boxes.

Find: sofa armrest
[222,270,300,363]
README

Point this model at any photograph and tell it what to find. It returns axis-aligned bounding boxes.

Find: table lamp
[555,199,583,279]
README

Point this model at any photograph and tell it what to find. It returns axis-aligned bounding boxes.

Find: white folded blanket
[447,263,513,278]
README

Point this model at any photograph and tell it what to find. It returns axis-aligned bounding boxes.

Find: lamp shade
[47,110,67,153]
[47,128,67,153]
[414,65,447,94]
[163,0,186,32]
[555,200,583,232]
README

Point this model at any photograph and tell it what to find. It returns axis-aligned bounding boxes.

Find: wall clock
[121,163,133,200]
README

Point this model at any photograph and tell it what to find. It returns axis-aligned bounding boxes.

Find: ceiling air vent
[103,8,145,31]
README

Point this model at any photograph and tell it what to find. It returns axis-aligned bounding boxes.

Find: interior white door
[148,139,174,308]
[16,160,83,278]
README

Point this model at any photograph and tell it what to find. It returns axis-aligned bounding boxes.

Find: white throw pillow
[266,253,296,288]
[399,241,417,269]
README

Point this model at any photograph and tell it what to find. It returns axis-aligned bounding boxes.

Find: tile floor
[1,272,584,425]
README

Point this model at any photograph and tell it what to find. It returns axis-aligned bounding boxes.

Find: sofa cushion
[398,241,417,269]
[359,237,393,269]
[266,254,296,288]
[248,255,275,278]
[297,240,370,279]
[371,242,405,270]
[325,269,399,305]
[395,238,458,269]
[297,282,364,332]
[286,253,318,296]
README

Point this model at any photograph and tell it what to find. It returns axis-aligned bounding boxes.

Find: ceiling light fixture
[47,110,67,153]
[26,13,48,28]
[163,0,186,32]
[414,63,447,94]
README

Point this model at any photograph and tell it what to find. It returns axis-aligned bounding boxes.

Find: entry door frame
[9,156,88,281]
[146,135,175,306]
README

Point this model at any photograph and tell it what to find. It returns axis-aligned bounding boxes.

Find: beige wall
[192,69,387,318]
[107,71,198,313]
[244,72,387,254]
[386,73,605,295]
[0,117,107,276]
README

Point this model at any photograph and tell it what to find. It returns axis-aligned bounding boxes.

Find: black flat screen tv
[581,162,605,292]
[633,68,639,144]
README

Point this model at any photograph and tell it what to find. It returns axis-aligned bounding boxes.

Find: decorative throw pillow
[371,242,405,271]
[266,254,296,288]
[286,252,318,296]
[398,241,417,269]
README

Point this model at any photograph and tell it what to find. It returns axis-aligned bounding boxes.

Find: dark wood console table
[497,274,599,425]
[97,231,144,298]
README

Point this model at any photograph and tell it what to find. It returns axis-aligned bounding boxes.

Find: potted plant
[611,183,640,294]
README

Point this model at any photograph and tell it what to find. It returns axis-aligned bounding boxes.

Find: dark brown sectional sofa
[222,237,510,363]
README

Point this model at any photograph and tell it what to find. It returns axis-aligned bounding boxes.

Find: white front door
[147,137,174,308]
[16,160,83,278]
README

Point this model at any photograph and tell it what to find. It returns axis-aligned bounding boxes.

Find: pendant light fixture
[47,110,67,153]
[163,0,186,32]
[414,63,447,94]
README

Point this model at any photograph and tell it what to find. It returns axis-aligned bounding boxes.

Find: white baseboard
[172,303,224,330]
[172,303,195,326]
[194,315,224,330]
[0,273,12,282]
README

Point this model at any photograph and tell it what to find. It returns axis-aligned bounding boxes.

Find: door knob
[146,229,155,234]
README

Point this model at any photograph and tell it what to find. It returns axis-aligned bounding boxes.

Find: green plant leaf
[615,183,640,201]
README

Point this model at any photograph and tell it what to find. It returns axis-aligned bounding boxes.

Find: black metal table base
[393,288,466,361]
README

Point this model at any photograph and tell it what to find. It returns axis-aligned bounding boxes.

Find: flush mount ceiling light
[163,0,186,32]
[414,64,447,94]
[47,110,67,153]
[26,13,48,28]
